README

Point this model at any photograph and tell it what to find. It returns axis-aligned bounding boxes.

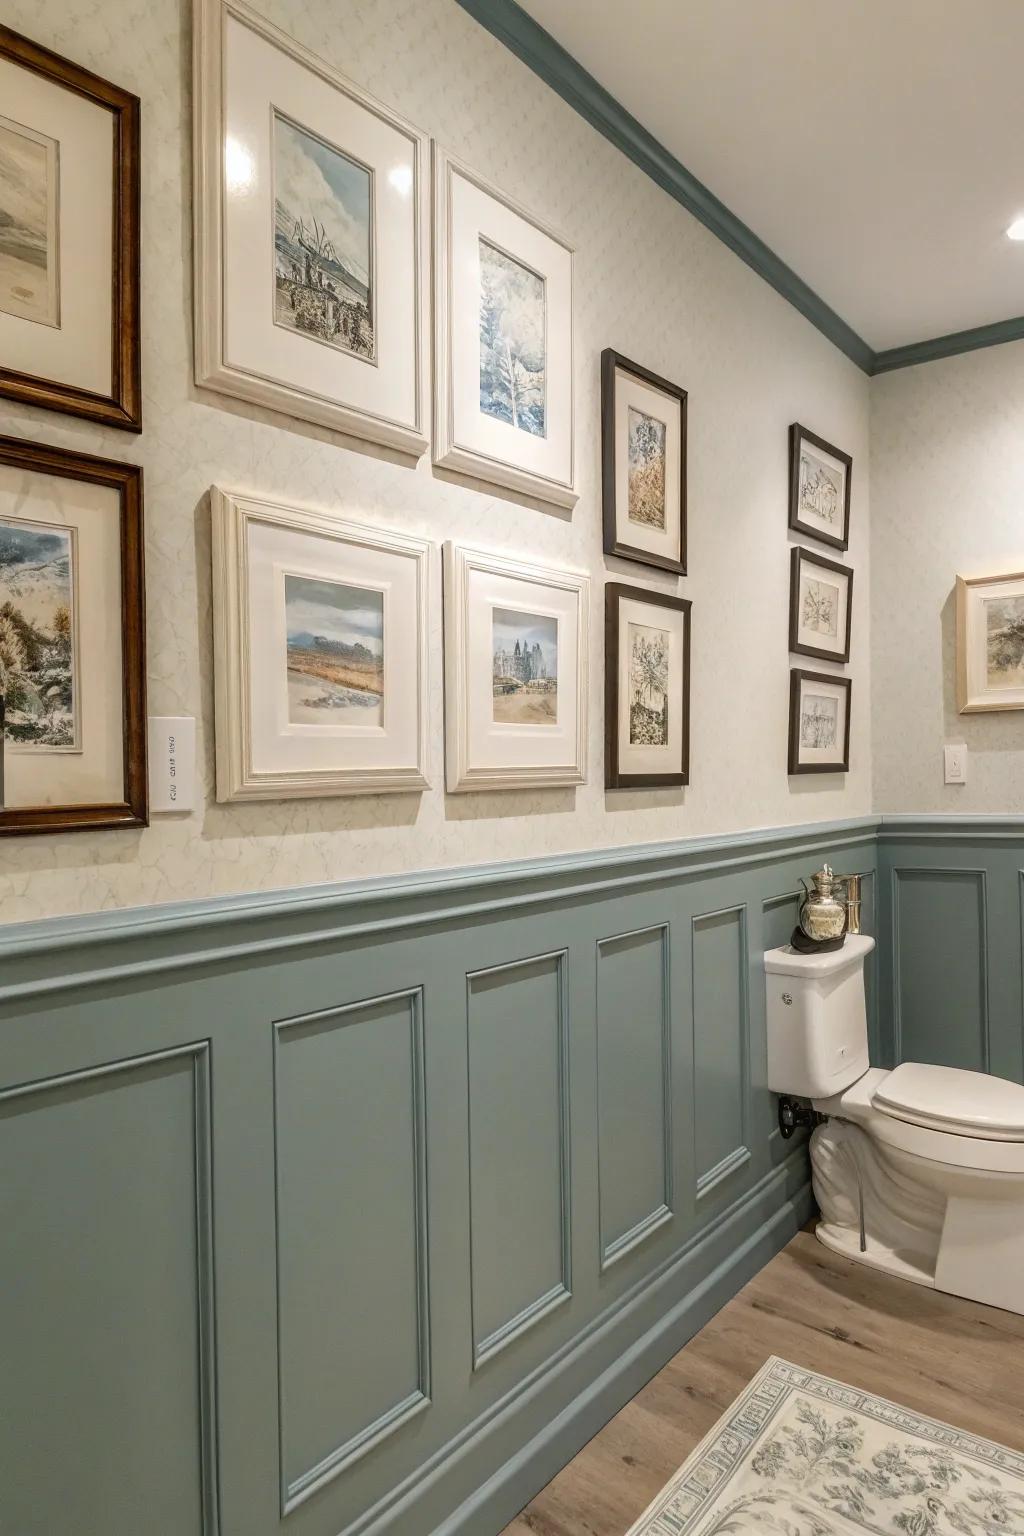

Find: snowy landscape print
[479,239,546,436]
[273,114,373,361]
[985,594,1024,687]
[285,575,384,727]
[627,408,667,529]
[0,516,78,752]
[0,116,59,327]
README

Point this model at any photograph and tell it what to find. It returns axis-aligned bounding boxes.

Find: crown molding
[457,0,1023,378]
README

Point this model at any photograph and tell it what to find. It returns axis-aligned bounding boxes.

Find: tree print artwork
[629,622,669,746]
[0,516,78,752]
[627,407,667,529]
[479,239,546,437]
[985,594,1024,687]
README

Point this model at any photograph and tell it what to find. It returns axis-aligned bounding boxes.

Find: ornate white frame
[432,146,577,510]
[212,487,431,799]
[193,0,429,455]
[443,542,589,792]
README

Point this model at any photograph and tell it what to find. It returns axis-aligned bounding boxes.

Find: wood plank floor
[501,1229,1024,1536]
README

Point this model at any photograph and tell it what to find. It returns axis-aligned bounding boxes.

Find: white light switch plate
[944,743,968,785]
[148,716,196,812]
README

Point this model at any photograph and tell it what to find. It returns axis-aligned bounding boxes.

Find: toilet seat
[873,1061,1024,1142]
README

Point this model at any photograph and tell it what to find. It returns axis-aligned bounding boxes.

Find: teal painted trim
[879,814,1024,841]
[456,0,1024,377]
[454,0,873,373]
[871,317,1024,375]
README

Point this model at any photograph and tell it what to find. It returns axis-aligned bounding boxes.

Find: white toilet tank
[764,934,875,1099]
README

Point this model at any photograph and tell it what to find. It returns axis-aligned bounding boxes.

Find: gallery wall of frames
[0,0,873,920]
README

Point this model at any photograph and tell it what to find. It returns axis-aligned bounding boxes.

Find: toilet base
[933,1195,1024,1314]
[815,1220,937,1291]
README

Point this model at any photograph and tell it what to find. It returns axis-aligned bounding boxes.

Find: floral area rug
[624,1356,1024,1535]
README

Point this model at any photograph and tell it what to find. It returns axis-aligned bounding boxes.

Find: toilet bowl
[765,934,1024,1315]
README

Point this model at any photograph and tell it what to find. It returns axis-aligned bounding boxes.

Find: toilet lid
[874,1062,1024,1140]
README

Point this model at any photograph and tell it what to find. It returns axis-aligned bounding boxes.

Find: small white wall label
[148,717,196,812]
[943,743,968,785]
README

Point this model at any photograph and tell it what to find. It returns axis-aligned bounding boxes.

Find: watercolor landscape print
[0,115,59,327]
[985,593,1024,688]
[629,621,669,747]
[492,606,557,725]
[0,515,78,751]
[273,113,374,361]
[285,574,384,727]
[627,407,667,529]
[479,239,546,437]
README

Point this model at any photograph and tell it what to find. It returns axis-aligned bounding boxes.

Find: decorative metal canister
[797,863,849,943]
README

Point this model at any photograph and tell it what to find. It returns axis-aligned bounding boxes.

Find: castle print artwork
[0,515,78,752]
[284,573,384,726]
[491,606,557,724]
[273,113,374,361]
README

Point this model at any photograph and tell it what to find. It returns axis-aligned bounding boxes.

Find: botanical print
[800,692,838,751]
[492,606,557,724]
[984,593,1024,688]
[273,113,373,361]
[625,1357,1024,1536]
[479,238,546,437]
[0,116,59,327]
[285,574,384,726]
[799,448,842,528]
[0,516,77,751]
[629,621,669,746]
[801,575,840,638]
[627,407,667,529]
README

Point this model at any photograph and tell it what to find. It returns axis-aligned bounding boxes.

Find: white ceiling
[517,0,1024,352]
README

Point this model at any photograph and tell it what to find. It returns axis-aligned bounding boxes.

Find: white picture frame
[956,569,1024,713]
[443,542,588,792]
[212,488,431,800]
[433,146,577,510]
[193,0,429,455]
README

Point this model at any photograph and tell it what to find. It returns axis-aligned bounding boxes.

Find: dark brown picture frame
[602,349,687,574]
[0,26,141,431]
[605,582,691,789]
[788,669,851,776]
[788,545,853,663]
[788,423,851,551]
[0,434,147,834]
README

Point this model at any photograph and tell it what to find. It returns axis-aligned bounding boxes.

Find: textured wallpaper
[871,340,1024,812]
[0,0,871,922]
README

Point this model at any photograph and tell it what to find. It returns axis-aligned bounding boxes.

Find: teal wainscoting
[876,816,1024,1085]
[0,818,878,1536]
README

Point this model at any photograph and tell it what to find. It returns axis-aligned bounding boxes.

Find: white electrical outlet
[943,743,968,785]
[148,717,196,812]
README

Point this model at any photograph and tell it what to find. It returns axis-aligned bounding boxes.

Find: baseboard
[412,1162,814,1536]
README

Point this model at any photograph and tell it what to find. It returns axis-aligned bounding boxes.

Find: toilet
[765,933,1024,1315]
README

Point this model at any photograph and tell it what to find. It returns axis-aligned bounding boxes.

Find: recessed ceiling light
[1007,217,1024,241]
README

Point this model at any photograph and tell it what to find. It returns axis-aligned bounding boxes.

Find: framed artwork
[0,435,146,833]
[789,545,853,663]
[601,350,686,573]
[433,147,576,510]
[212,488,430,800]
[956,569,1024,713]
[605,583,691,789]
[193,0,429,455]
[788,669,851,775]
[443,542,588,792]
[0,26,141,430]
[788,423,851,551]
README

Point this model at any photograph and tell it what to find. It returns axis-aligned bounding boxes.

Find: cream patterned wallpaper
[0,0,871,922]
[871,340,1024,812]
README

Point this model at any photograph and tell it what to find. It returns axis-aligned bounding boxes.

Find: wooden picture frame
[0,434,147,833]
[788,423,851,551]
[788,669,851,775]
[789,545,853,663]
[605,582,691,789]
[956,569,1024,712]
[0,25,141,430]
[601,350,686,574]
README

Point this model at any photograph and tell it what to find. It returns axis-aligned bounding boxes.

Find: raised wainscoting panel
[0,1047,215,1536]
[692,905,750,1198]
[467,952,571,1365]
[892,868,989,1071]
[596,926,672,1268]
[274,991,429,1511]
